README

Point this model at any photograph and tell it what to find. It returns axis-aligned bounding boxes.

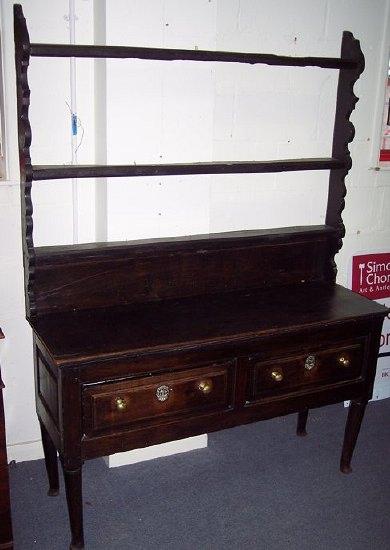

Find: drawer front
[248,340,365,401]
[83,360,235,436]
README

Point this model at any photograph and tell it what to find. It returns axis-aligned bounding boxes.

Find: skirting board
[7,439,44,463]
[104,434,208,468]
[6,435,208,466]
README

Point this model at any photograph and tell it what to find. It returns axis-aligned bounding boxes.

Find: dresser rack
[14,5,388,549]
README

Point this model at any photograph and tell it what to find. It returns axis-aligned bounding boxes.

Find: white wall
[103,0,390,253]
[0,0,389,462]
[105,0,217,241]
[0,0,95,460]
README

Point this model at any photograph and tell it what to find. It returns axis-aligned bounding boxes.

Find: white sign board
[348,252,390,403]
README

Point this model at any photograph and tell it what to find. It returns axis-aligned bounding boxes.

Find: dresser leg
[340,399,367,474]
[296,409,309,436]
[39,421,59,496]
[61,460,84,549]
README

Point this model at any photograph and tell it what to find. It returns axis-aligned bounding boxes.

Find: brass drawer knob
[271,370,284,382]
[305,355,316,370]
[338,354,350,367]
[115,397,127,411]
[198,379,213,394]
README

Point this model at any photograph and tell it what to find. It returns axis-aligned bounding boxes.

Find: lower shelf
[31,282,388,366]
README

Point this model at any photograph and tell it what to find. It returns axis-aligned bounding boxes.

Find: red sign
[352,253,390,299]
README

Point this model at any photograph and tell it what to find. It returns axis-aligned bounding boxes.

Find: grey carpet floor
[9,399,390,550]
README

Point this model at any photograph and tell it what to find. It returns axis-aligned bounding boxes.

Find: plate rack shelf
[14,4,364,319]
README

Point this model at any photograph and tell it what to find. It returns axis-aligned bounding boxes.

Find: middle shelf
[32,157,345,181]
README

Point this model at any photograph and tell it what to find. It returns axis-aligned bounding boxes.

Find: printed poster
[351,252,390,401]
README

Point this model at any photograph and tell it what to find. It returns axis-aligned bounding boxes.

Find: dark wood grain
[74,318,376,385]
[297,409,309,436]
[32,226,334,315]
[32,158,345,181]
[39,421,59,496]
[37,352,59,423]
[34,225,335,260]
[33,337,62,455]
[14,4,35,318]
[79,381,366,460]
[340,399,368,474]
[31,283,388,366]
[30,42,358,69]
[61,460,84,550]
[250,340,364,399]
[326,31,365,280]
[83,361,235,437]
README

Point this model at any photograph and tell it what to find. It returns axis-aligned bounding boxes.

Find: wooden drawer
[247,339,365,401]
[83,361,235,436]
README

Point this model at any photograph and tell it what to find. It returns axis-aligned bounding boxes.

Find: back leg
[40,420,59,496]
[296,409,309,437]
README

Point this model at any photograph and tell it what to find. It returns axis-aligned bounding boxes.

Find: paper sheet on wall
[345,252,390,405]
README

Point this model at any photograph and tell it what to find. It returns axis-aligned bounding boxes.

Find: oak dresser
[13,5,389,549]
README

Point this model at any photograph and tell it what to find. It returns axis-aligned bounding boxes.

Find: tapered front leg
[61,459,84,549]
[340,399,367,474]
[296,409,309,436]
[39,420,59,496]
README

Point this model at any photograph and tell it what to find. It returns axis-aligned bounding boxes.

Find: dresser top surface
[30,283,388,366]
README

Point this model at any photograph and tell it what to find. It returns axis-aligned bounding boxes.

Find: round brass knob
[198,379,213,394]
[271,370,284,382]
[338,354,350,367]
[115,397,127,411]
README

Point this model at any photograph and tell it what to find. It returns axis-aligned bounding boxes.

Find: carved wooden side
[14,4,35,318]
[325,31,365,281]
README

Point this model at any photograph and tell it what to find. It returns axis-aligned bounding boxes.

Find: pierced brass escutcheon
[115,397,127,411]
[156,384,170,402]
[338,354,350,367]
[271,370,284,382]
[198,379,213,394]
[304,355,316,371]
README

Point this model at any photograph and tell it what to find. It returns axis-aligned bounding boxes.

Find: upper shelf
[30,42,357,69]
[32,158,345,181]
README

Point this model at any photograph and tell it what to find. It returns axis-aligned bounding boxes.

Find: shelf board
[30,43,357,69]
[32,158,345,181]
[31,283,388,365]
[35,225,337,260]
